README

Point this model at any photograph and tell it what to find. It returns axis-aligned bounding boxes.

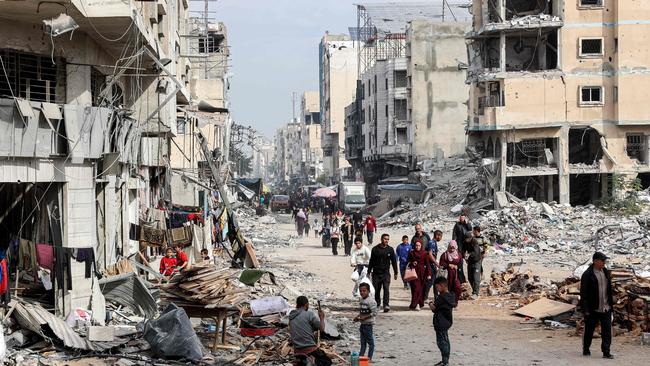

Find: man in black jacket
[580,252,614,359]
[368,234,398,312]
[451,215,471,283]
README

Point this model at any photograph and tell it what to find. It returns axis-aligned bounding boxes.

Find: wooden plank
[514,298,576,319]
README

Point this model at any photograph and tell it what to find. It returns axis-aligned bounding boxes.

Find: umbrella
[312,187,337,198]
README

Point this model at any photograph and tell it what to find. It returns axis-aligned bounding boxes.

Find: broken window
[198,33,224,54]
[394,70,407,88]
[580,86,604,106]
[626,133,646,163]
[396,127,408,144]
[489,0,553,23]
[506,32,558,71]
[569,127,602,164]
[394,99,407,121]
[177,118,187,134]
[579,38,603,57]
[579,0,602,7]
[0,49,66,103]
[507,138,555,167]
[311,112,320,124]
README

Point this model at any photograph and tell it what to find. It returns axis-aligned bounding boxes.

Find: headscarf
[297,209,306,220]
[447,240,459,261]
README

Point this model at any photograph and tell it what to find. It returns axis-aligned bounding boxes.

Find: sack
[404,267,418,282]
[437,268,448,279]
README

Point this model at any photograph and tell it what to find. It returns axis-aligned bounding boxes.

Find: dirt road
[262,214,650,366]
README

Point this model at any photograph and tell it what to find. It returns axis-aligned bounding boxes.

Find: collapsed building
[466,0,650,205]
[345,2,471,195]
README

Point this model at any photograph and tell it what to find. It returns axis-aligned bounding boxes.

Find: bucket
[359,356,370,366]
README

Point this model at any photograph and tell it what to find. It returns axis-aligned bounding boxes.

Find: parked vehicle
[270,195,290,212]
[338,182,366,213]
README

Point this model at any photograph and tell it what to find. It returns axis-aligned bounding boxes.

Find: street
[263,213,650,366]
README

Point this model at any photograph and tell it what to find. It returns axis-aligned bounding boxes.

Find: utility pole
[291,92,297,123]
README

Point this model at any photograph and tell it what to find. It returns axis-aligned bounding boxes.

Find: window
[374,75,377,94]
[579,38,603,57]
[394,99,407,120]
[177,118,186,134]
[90,67,106,107]
[613,86,618,103]
[626,134,646,163]
[385,78,388,90]
[394,70,407,88]
[579,0,603,7]
[580,86,604,106]
[0,49,66,103]
[385,104,388,118]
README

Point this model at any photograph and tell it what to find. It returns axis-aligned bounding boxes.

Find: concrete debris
[488,265,650,335]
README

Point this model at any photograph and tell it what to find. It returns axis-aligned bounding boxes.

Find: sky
[196,0,419,139]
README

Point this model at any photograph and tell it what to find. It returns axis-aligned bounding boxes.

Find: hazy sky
[197,0,357,138]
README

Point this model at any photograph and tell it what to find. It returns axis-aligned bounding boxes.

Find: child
[200,248,210,261]
[429,277,456,366]
[354,283,377,360]
[313,218,320,238]
[395,235,412,289]
[159,248,177,276]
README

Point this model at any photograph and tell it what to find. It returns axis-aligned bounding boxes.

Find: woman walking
[295,209,306,237]
[407,241,432,310]
[439,240,463,304]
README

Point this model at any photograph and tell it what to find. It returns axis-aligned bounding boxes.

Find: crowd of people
[287,210,616,366]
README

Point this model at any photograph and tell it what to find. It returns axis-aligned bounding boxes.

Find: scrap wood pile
[489,265,650,334]
[159,264,250,308]
[234,335,345,366]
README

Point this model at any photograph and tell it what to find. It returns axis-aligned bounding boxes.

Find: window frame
[578,0,604,9]
[579,86,604,106]
[578,37,604,58]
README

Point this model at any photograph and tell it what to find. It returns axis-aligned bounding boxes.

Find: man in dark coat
[451,215,471,283]
[580,252,614,359]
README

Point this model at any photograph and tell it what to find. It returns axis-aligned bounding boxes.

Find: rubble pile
[488,265,650,335]
[159,265,250,307]
[475,200,650,273]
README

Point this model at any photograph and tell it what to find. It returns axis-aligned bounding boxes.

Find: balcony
[379,144,411,158]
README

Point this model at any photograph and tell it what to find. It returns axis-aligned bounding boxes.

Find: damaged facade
[345,3,470,194]
[467,0,650,205]
[319,33,358,184]
[0,0,230,317]
[299,91,322,184]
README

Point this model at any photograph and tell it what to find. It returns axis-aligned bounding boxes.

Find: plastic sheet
[143,304,203,361]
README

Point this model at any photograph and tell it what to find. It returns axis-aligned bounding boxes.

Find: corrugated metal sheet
[99,272,158,318]
[10,300,127,351]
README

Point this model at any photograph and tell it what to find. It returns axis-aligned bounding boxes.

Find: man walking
[368,234,398,312]
[580,252,614,359]
[451,215,472,283]
[364,213,377,245]
[463,231,482,299]
[341,217,355,256]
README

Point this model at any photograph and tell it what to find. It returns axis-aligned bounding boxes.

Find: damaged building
[467,0,650,205]
[0,0,202,317]
[345,2,470,194]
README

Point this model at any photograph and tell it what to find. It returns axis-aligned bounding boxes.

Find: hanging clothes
[35,243,54,272]
[75,248,96,279]
[0,259,8,296]
[54,247,73,291]
[19,239,38,272]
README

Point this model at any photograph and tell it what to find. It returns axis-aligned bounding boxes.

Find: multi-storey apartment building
[346,3,470,192]
[467,0,650,205]
[0,0,192,315]
[319,33,358,183]
[300,91,322,183]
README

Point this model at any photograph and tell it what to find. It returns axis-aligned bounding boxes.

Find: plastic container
[349,351,359,366]
[359,356,370,366]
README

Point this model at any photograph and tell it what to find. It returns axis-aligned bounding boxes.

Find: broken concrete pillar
[499,33,506,72]
[499,138,507,191]
[558,127,570,204]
